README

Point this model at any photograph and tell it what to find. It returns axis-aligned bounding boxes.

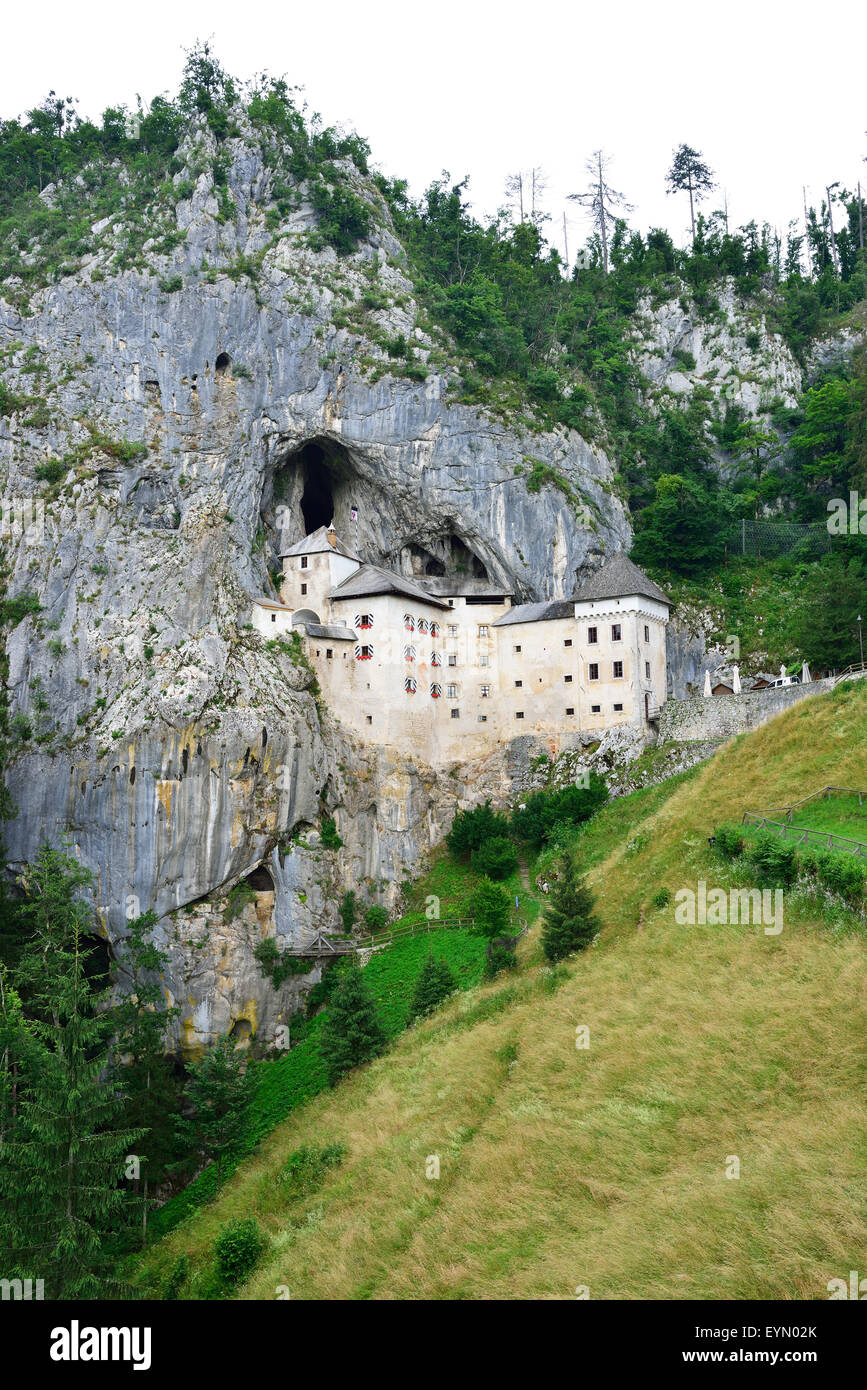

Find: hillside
[132,679,867,1300]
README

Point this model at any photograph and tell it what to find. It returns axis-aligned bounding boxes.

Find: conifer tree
[318,962,386,1086]
[468,876,511,938]
[541,855,601,962]
[408,954,457,1022]
[178,1036,257,1193]
[0,846,143,1298]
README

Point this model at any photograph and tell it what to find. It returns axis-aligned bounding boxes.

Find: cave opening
[298,443,335,533]
[215,352,231,376]
[244,865,275,892]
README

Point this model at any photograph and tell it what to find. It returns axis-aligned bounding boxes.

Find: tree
[318,963,386,1086]
[112,911,181,1247]
[408,955,457,1022]
[468,877,511,938]
[0,846,143,1298]
[569,149,633,274]
[793,554,865,670]
[541,856,601,962]
[630,474,728,576]
[732,421,784,518]
[666,144,715,241]
[472,835,518,880]
[178,1037,257,1193]
[446,800,510,860]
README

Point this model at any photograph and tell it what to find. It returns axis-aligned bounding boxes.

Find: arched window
[355,643,373,661]
[418,617,429,634]
[430,622,440,638]
[430,650,441,666]
[404,676,417,694]
[404,613,415,631]
[430,683,442,698]
[403,644,416,662]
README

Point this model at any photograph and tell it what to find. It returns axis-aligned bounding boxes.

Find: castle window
[448,624,458,637]
[431,622,440,638]
[480,684,491,697]
[355,644,373,661]
[418,618,429,634]
[431,650,441,666]
[355,613,373,630]
[450,708,460,719]
[645,661,651,678]
[430,683,442,698]
[479,624,489,638]
[589,663,599,681]
[366,715,373,724]
[564,639,573,647]
[613,661,623,679]
[326,649,333,659]
[478,715,487,723]
[301,583,307,595]
[480,654,489,667]
[514,644,522,654]
[591,703,601,714]
[611,623,622,642]
[404,644,416,662]
[644,624,650,642]
[446,683,458,699]
[564,674,573,683]
[300,556,308,569]
[614,702,623,711]
[447,653,457,667]
[271,613,276,623]
[514,679,523,688]
[566,707,575,716]
[587,627,598,644]
[515,711,524,719]
[404,676,417,694]
[404,613,415,631]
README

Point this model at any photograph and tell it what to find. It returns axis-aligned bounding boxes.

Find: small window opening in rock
[129,766,136,785]
[244,865,275,892]
[229,1018,253,1047]
[262,727,268,747]
[181,747,189,775]
[215,352,231,376]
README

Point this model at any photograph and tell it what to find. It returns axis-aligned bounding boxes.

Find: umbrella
[802,661,811,683]
[732,664,741,694]
[703,670,712,697]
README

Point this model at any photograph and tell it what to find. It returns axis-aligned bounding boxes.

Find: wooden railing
[742,788,867,857]
[832,662,867,687]
[281,914,529,958]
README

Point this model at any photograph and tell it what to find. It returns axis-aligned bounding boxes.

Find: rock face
[0,119,630,1052]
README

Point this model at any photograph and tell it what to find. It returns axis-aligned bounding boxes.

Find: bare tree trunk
[597,154,609,274]
[859,181,864,251]
[826,187,839,273]
[688,179,696,240]
[562,211,569,268]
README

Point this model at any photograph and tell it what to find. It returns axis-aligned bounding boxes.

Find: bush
[511,776,607,847]
[447,800,511,859]
[799,847,867,905]
[162,1254,190,1301]
[363,904,388,933]
[214,1218,265,1289]
[541,855,601,962]
[468,877,512,938]
[277,1142,345,1198]
[747,831,797,889]
[320,817,343,850]
[33,458,66,484]
[485,934,519,978]
[651,887,671,908]
[714,823,745,860]
[472,835,518,881]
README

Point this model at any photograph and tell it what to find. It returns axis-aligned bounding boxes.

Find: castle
[251,526,671,761]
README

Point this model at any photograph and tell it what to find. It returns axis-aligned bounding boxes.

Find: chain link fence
[726,519,831,559]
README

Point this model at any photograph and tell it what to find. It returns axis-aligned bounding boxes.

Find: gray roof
[329,563,451,609]
[304,623,357,641]
[421,576,510,599]
[493,598,576,627]
[279,526,360,561]
[250,594,293,611]
[573,553,671,607]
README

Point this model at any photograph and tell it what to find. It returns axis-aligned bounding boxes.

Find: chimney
[327,524,337,549]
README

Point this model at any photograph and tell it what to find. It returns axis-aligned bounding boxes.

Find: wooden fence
[282,914,528,959]
[742,786,867,857]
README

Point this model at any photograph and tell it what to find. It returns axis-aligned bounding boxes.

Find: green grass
[751,791,867,847]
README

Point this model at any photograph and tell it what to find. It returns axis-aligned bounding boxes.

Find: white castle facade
[251,526,671,762]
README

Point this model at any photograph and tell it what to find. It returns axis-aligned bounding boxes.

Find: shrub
[34,458,66,484]
[472,835,518,881]
[541,856,601,962]
[408,954,457,1021]
[447,800,511,859]
[651,887,671,908]
[162,1254,190,1300]
[485,934,519,978]
[799,847,867,905]
[214,1218,265,1289]
[277,1142,346,1197]
[747,831,797,889]
[468,877,511,938]
[339,890,357,932]
[714,823,745,859]
[0,592,41,626]
[320,817,343,850]
[363,904,388,932]
[511,776,607,847]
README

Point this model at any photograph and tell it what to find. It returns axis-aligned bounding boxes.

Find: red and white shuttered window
[417,617,429,634]
[354,613,373,630]
[404,613,415,631]
[430,622,440,638]
[355,644,373,661]
[430,683,442,698]
[403,644,417,662]
[430,650,441,667]
[404,676,417,694]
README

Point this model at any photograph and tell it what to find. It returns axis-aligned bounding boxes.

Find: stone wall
[656,680,835,744]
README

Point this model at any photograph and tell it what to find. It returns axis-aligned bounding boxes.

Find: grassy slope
[138,682,867,1300]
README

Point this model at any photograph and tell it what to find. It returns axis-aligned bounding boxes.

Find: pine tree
[408,954,456,1022]
[112,911,181,1247]
[318,963,386,1086]
[468,876,511,938]
[178,1037,257,1193]
[541,855,601,962]
[0,846,144,1298]
[665,144,715,241]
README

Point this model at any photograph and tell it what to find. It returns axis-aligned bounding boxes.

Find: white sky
[3,0,866,260]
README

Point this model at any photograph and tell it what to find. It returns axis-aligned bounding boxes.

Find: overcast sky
[3,1,865,260]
